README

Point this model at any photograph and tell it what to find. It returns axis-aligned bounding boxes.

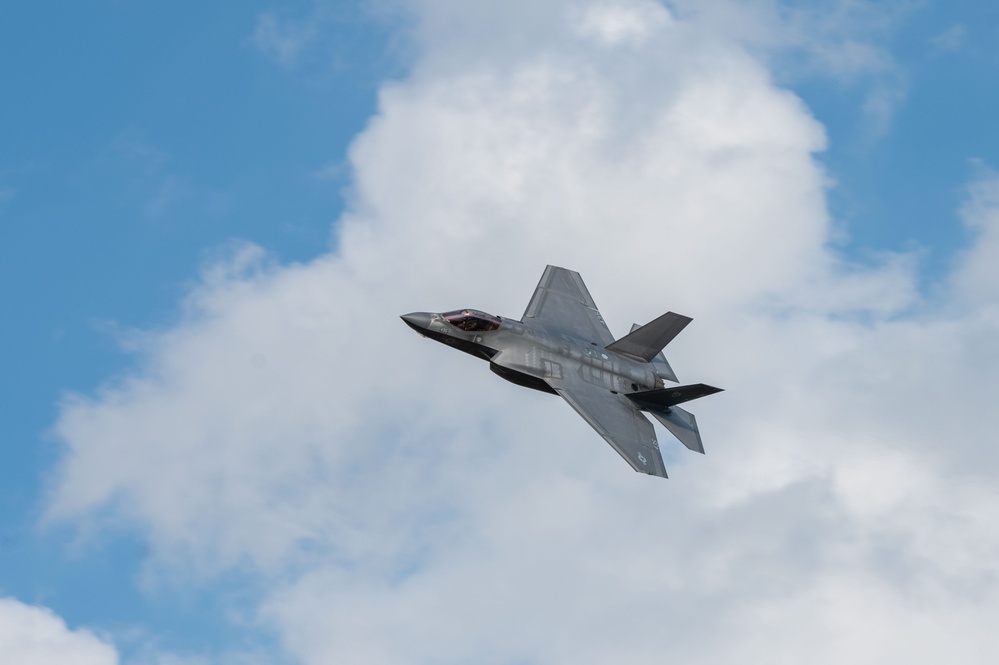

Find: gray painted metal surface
[401,265,722,478]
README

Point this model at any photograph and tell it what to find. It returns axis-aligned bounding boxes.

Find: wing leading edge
[522,265,616,345]
[552,384,668,478]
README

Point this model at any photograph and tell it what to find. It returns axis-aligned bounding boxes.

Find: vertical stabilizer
[628,323,679,382]
[607,312,691,362]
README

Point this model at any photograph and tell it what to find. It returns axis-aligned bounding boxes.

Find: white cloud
[252,12,319,67]
[664,0,912,138]
[665,0,902,72]
[572,0,673,47]
[930,23,966,52]
[954,168,999,304]
[45,0,999,663]
[0,598,118,665]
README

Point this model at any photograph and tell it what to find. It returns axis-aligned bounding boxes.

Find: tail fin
[607,312,691,362]
[626,323,679,382]
[647,405,705,454]
[626,384,723,409]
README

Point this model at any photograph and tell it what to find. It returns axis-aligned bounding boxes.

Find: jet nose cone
[400,311,433,332]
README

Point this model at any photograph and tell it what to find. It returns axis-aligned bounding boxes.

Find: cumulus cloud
[46,0,999,663]
[0,598,118,665]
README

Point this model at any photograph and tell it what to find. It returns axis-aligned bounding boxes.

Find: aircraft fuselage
[401,312,660,396]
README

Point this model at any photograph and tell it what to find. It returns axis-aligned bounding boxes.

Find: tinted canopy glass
[442,309,502,332]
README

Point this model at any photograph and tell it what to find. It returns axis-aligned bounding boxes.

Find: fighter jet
[401,265,722,478]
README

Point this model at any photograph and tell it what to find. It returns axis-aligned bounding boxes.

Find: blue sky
[1,1,396,658]
[2,1,998,663]
[803,0,999,266]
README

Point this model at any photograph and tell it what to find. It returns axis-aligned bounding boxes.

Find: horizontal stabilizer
[648,405,704,454]
[607,312,692,362]
[626,384,723,409]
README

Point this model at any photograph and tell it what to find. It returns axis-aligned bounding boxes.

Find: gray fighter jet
[401,265,721,478]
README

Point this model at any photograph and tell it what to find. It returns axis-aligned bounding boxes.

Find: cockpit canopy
[442,309,502,332]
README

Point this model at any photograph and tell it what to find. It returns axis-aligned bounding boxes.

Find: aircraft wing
[522,265,616,345]
[552,383,667,478]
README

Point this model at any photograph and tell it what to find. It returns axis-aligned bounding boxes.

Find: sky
[1,0,998,663]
